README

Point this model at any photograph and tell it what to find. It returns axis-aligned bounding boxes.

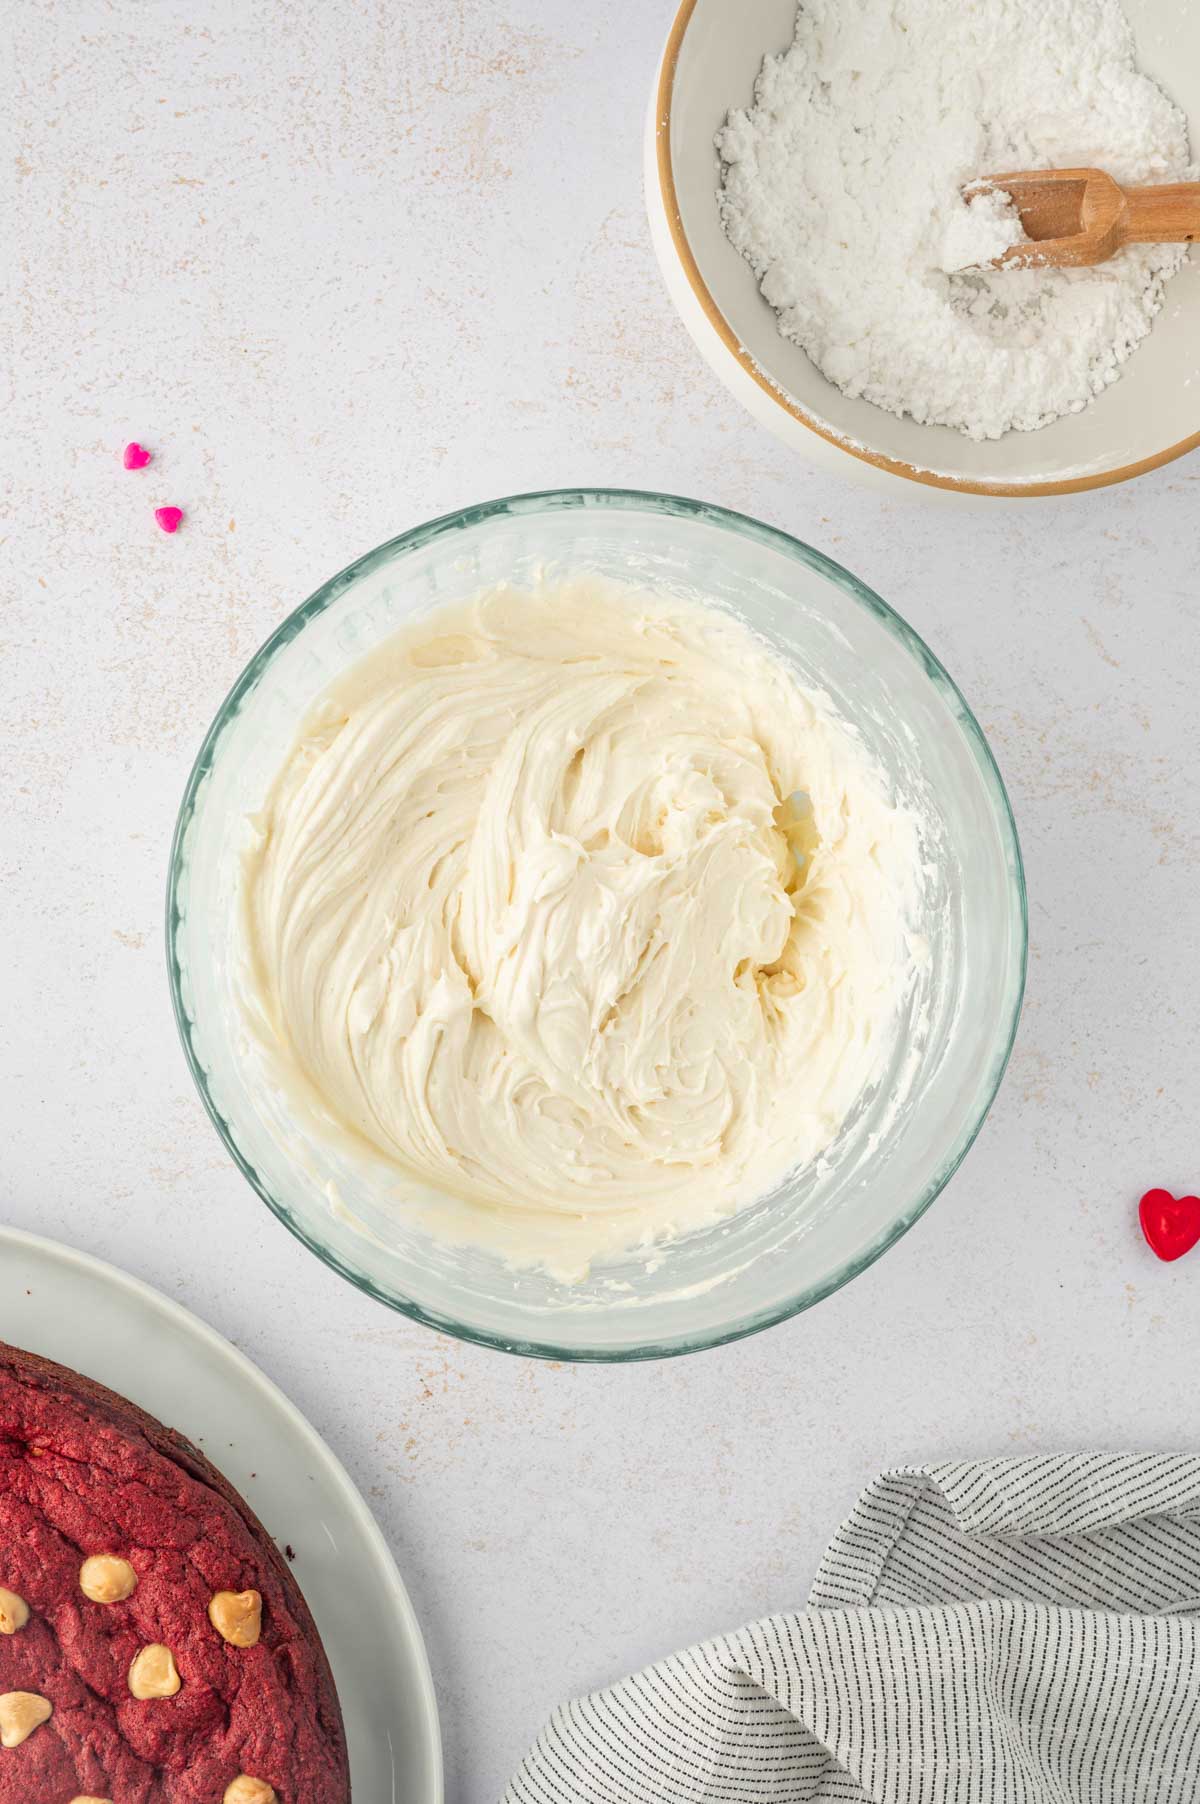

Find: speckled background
[6,3,1200,1799]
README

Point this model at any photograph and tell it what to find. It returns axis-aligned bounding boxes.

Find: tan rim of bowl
[655,0,1200,497]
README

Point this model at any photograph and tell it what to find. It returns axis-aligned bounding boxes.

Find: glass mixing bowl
[168,490,1026,1359]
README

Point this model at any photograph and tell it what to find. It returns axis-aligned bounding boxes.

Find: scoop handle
[1120,182,1200,246]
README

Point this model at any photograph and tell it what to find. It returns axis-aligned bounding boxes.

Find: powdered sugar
[717,0,1193,440]
[939,189,1026,276]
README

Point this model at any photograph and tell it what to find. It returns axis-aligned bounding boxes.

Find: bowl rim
[654,0,1200,499]
[166,486,1028,1361]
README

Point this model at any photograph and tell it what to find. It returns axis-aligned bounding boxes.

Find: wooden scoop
[969,167,1200,268]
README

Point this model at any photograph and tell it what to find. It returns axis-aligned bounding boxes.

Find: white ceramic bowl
[646,0,1200,497]
[169,491,1025,1360]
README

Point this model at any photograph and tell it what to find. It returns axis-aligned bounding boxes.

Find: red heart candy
[123,441,152,470]
[1139,1189,1200,1263]
[154,505,184,535]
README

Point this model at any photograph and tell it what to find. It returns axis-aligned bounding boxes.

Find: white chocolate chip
[127,1644,181,1700]
[0,1690,51,1747]
[223,1779,276,1804]
[79,1554,137,1604]
[208,1587,263,1648]
[0,1589,29,1635]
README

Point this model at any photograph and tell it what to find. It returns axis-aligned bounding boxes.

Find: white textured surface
[5,4,1200,1801]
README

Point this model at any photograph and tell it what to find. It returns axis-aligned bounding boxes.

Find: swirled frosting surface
[242,582,922,1272]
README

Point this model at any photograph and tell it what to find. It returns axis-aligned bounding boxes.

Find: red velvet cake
[0,1342,350,1803]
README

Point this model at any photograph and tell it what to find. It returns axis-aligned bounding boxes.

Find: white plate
[0,1226,442,1804]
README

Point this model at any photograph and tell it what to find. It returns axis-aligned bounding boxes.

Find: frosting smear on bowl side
[241,581,923,1274]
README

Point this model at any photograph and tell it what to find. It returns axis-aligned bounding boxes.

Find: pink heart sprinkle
[123,442,152,470]
[155,506,184,534]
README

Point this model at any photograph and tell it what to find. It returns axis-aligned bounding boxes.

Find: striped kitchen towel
[504,1454,1200,1803]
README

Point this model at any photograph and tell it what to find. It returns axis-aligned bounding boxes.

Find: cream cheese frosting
[241,579,923,1274]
